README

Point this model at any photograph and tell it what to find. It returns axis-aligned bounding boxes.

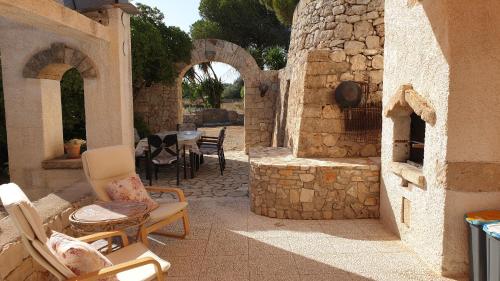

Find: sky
[132,0,240,83]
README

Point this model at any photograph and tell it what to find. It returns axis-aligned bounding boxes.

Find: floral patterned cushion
[48,231,118,281]
[106,174,159,211]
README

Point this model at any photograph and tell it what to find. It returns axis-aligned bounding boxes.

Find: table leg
[190,153,195,178]
[183,145,187,179]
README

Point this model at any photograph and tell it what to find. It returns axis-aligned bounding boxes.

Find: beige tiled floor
[143,127,464,281]
[148,198,463,281]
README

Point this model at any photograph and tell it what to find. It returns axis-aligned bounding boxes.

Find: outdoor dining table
[135,130,205,180]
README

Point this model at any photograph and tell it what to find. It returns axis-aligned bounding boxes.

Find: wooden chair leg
[182,211,190,237]
[139,226,149,247]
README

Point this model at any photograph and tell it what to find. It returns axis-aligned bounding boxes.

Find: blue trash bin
[465,211,500,281]
[483,223,500,281]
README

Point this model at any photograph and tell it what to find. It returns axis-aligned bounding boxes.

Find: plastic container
[465,210,500,281]
[484,223,500,281]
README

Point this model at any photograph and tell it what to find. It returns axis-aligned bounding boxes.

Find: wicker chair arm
[77,230,129,247]
[146,186,186,202]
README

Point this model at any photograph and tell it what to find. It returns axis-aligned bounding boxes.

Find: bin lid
[483,223,500,239]
[465,210,500,225]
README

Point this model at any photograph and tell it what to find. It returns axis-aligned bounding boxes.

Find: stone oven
[250,0,384,220]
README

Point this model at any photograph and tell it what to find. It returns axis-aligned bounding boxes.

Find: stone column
[100,7,134,149]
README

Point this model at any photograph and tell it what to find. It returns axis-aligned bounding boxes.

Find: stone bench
[249,147,380,220]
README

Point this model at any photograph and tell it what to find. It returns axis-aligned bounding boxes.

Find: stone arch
[22,43,97,80]
[175,39,275,151]
[135,39,277,151]
[178,39,261,84]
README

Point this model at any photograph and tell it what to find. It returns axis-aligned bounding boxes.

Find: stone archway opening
[176,39,277,152]
[182,62,243,112]
[60,68,86,142]
[182,62,245,150]
[21,43,98,160]
[134,39,278,152]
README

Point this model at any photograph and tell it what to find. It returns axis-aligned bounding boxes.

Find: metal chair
[198,127,226,175]
[146,134,180,186]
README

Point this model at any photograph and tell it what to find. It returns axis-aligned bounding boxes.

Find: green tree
[60,68,86,140]
[191,0,290,68]
[184,63,226,108]
[263,46,287,70]
[131,3,192,96]
[259,0,299,26]
[222,77,244,100]
[200,77,224,109]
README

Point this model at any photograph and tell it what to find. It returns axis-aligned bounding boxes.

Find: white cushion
[152,153,177,165]
[149,202,188,224]
[106,243,170,281]
[48,231,117,281]
[106,174,159,211]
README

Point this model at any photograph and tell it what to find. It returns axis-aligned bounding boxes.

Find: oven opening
[408,113,425,166]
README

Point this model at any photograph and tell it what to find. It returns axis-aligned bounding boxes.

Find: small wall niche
[384,84,436,188]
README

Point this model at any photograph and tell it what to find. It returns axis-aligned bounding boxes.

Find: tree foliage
[60,68,86,140]
[259,0,299,27]
[263,46,288,70]
[131,3,192,96]
[222,78,244,100]
[191,0,291,69]
[183,63,226,108]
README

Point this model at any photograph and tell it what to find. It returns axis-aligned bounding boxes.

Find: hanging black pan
[334,81,362,109]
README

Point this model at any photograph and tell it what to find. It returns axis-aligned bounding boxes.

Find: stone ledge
[249,147,381,170]
[390,162,425,187]
[41,157,83,170]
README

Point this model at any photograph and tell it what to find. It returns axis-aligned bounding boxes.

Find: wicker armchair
[82,145,190,246]
[0,183,169,281]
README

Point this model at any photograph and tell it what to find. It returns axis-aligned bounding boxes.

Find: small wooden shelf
[42,157,83,170]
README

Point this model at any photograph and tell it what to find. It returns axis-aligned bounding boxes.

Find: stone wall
[381,0,500,277]
[134,83,180,133]
[0,4,135,200]
[183,108,244,127]
[249,147,380,219]
[275,0,384,158]
[0,182,94,280]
